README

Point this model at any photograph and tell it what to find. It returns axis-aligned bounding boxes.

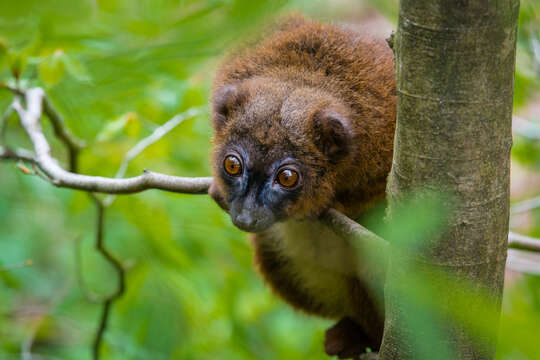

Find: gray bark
[380,1,520,359]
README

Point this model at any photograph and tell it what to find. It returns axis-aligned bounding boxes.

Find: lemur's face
[212,144,304,232]
[209,79,352,233]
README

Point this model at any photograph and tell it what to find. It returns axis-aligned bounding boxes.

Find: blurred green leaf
[512,136,540,168]
[96,112,138,142]
[38,49,66,86]
[381,190,450,251]
[7,51,26,79]
[62,53,92,82]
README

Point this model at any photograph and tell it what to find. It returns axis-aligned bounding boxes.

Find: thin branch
[31,163,55,183]
[10,88,211,195]
[322,208,540,282]
[90,195,125,360]
[0,145,56,183]
[510,195,540,215]
[506,117,540,216]
[115,106,206,179]
[0,145,37,163]
[322,208,389,282]
[322,208,388,250]
[42,97,86,172]
[508,231,540,252]
[104,106,207,206]
[512,115,540,140]
[0,82,22,95]
[2,83,86,172]
[42,96,86,149]
[506,249,540,275]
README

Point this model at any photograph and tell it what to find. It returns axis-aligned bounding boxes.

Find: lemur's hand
[325,317,373,360]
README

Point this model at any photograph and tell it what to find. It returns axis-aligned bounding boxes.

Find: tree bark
[380,1,520,359]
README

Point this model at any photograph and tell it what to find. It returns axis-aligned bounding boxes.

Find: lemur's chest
[265,220,360,315]
[274,220,359,275]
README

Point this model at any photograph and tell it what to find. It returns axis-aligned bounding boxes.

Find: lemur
[208,14,396,358]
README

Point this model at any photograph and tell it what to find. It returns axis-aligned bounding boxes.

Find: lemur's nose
[230,191,274,232]
[233,210,258,231]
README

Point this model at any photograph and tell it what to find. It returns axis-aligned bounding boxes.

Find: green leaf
[7,50,27,80]
[96,112,138,142]
[38,50,66,86]
[0,38,7,65]
[61,53,91,82]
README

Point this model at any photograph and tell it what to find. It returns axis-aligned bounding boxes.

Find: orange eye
[277,169,299,188]
[224,155,242,176]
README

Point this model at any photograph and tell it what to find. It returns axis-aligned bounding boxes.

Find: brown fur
[209,15,395,357]
[212,14,395,217]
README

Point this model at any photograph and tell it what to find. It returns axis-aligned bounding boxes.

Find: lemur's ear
[313,110,352,161]
[212,85,246,131]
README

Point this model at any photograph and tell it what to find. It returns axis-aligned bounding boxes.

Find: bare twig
[511,195,540,215]
[506,249,540,275]
[0,82,22,95]
[513,115,540,140]
[10,88,211,195]
[42,97,86,172]
[31,163,55,183]
[322,208,389,283]
[322,208,388,251]
[0,145,36,163]
[90,195,125,360]
[322,209,540,281]
[104,106,207,206]
[508,231,540,252]
[2,83,85,172]
[114,106,206,180]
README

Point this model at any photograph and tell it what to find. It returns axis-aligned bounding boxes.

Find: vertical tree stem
[380,1,520,359]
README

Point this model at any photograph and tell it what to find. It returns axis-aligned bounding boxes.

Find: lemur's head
[209,77,355,232]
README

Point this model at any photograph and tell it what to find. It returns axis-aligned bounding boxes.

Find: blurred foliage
[515,1,540,108]
[0,0,539,360]
[510,1,540,170]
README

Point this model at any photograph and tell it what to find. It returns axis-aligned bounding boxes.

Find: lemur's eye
[224,155,242,176]
[276,169,299,188]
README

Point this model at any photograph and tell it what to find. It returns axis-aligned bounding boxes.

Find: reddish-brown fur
[212,15,395,217]
[209,15,396,357]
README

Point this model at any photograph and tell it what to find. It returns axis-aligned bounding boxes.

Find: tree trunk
[380,1,520,359]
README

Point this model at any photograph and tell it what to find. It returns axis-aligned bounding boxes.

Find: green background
[0,0,539,359]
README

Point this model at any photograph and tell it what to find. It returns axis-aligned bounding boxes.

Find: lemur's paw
[324,317,372,360]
